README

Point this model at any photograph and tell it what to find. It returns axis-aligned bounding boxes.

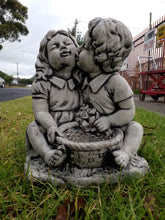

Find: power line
[1,40,40,53]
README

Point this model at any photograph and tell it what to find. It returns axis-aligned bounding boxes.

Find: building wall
[121,15,165,89]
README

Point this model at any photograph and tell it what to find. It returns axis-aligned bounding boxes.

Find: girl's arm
[33,98,63,143]
[33,98,57,130]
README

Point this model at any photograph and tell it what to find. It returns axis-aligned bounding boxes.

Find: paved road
[134,95,165,116]
[0,88,32,102]
[0,88,164,116]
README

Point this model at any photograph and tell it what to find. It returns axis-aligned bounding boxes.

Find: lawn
[0,96,165,219]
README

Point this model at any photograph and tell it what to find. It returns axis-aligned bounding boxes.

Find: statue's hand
[47,126,63,143]
[94,116,111,132]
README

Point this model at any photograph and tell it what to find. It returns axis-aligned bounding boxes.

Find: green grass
[133,89,140,94]
[0,96,165,219]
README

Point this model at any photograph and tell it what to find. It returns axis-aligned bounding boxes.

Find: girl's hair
[88,17,132,72]
[35,30,78,81]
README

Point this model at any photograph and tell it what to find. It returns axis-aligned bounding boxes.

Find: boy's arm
[107,97,135,127]
[106,74,135,127]
[94,97,135,131]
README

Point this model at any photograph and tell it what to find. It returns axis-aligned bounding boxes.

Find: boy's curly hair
[88,17,132,72]
[35,30,78,81]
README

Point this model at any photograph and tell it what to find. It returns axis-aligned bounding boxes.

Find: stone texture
[24,155,149,187]
[24,18,150,187]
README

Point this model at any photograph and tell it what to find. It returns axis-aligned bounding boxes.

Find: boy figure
[77,17,143,168]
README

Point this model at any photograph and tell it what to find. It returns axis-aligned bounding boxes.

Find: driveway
[134,95,165,116]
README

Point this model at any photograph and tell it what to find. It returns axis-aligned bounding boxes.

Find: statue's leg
[26,121,50,159]
[122,121,143,155]
[26,121,67,167]
[112,121,143,167]
[25,127,40,158]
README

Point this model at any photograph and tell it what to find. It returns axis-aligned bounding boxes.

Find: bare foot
[112,150,131,168]
[44,149,66,167]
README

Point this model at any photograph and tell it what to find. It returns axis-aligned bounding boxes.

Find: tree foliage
[18,77,33,86]
[0,0,29,50]
[0,70,34,86]
[0,70,13,84]
[68,22,83,46]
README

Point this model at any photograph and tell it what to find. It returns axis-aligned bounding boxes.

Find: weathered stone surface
[24,155,149,187]
[24,18,149,187]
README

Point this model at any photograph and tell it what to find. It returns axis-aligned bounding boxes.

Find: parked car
[26,84,32,88]
[0,77,5,88]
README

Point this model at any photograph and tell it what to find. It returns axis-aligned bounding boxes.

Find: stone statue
[25,30,79,167]
[25,18,149,187]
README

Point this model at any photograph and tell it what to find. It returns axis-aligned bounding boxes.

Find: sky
[0,0,165,79]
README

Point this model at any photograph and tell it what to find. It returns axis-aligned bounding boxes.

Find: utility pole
[16,62,19,84]
[149,12,152,30]
[146,12,152,90]
[148,12,152,70]
[74,19,78,38]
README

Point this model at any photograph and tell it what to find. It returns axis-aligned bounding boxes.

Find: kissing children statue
[25,19,149,187]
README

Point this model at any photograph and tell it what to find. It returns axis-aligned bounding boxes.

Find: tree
[0,0,29,50]
[18,77,33,86]
[76,31,83,46]
[68,19,84,46]
[0,70,13,84]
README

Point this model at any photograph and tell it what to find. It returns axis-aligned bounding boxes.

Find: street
[134,95,165,116]
[0,88,32,102]
[0,88,164,116]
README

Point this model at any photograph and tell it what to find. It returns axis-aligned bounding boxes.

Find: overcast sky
[0,0,165,78]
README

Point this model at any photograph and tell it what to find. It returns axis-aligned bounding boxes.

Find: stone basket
[56,122,124,168]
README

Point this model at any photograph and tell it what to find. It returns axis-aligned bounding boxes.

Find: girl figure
[77,17,143,168]
[26,30,79,167]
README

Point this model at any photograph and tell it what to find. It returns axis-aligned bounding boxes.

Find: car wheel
[151,95,159,101]
[139,93,145,101]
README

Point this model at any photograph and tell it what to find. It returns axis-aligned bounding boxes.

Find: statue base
[24,155,149,187]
